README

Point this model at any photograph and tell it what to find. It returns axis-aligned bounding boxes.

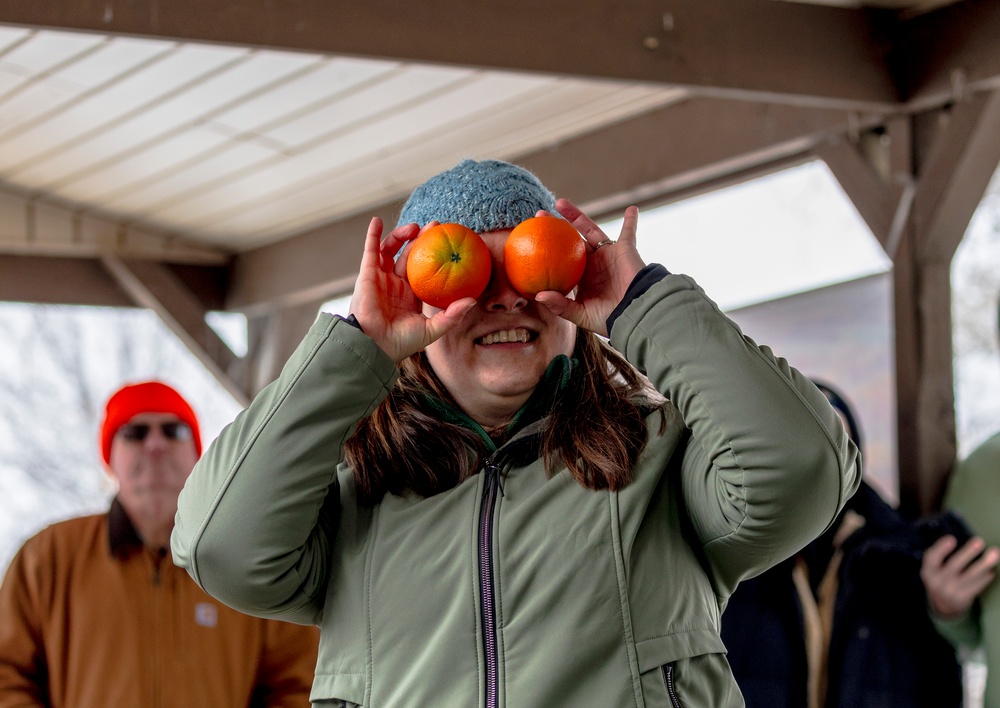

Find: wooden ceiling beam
[226,210,372,316]
[100,255,250,405]
[814,136,897,251]
[912,90,1000,260]
[0,254,134,306]
[0,0,898,110]
[524,99,871,220]
[0,185,229,265]
[896,0,1000,108]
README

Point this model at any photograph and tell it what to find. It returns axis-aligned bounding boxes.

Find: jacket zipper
[479,460,504,708]
[661,664,684,708]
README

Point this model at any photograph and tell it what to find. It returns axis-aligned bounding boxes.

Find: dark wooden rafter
[99,255,251,406]
[0,255,134,306]
[0,0,900,111]
[0,185,227,266]
[893,0,1000,108]
[3,0,998,112]
[814,137,897,249]
[912,92,1000,260]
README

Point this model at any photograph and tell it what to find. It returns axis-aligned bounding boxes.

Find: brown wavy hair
[344,329,667,505]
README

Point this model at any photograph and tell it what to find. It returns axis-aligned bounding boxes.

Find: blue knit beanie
[397,159,557,232]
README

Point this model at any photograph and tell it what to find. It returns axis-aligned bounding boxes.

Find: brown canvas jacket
[0,498,319,708]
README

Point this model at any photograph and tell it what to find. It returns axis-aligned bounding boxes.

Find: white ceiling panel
[0,40,174,142]
[112,69,480,218]
[150,71,563,227]
[148,75,586,234]
[192,84,687,247]
[206,57,400,135]
[15,50,326,191]
[51,36,174,90]
[0,42,248,170]
[111,141,282,215]
[77,60,406,208]
[0,30,105,77]
[0,74,81,127]
[260,65,478,149]
[0,25,30,52]
[57,130,234,203]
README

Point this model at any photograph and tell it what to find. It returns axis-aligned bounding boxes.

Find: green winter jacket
[935,430,1000,708]
[172,273,861,707]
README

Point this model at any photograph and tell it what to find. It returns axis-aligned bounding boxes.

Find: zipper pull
[483,461,505,498]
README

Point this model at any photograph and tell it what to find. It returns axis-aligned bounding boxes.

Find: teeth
[481,328,530,345]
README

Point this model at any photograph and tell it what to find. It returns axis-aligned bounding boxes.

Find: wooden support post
[821,90,1000,517]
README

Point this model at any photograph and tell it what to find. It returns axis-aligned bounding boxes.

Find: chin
[480,371,544,398]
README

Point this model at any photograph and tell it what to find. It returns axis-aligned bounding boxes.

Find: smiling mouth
[478,328,533,345]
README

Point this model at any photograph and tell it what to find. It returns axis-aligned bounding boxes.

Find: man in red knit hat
[0,380,319,708]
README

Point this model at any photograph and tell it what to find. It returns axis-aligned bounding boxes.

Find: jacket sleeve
[609,273,862,598]
[933,443,997,652]
[0,542,49,707]
[171,314,399,623]
[931,608,982,651]
[250,620,320,708]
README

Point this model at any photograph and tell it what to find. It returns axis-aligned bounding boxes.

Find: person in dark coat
[721,381,963,708]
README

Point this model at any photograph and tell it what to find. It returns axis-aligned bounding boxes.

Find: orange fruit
[406,223,492,309]
[504,216,586,298]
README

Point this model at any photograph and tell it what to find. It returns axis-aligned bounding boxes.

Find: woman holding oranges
[172,159,861,707]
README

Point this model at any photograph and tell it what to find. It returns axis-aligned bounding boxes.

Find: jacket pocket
[638,653,743,708]
[634,631,742,705]
[313,701,360,707]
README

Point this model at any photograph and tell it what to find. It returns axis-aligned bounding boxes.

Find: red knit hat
[100,381,202,464]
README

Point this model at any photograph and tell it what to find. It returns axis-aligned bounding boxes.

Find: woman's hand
[348,218,476,364]
[920,535,1000,619]
[534,199,646,337]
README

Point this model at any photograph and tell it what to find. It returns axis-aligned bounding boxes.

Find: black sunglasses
[117,421,192,442]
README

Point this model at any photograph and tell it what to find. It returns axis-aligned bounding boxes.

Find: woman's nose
[482,262,528,312]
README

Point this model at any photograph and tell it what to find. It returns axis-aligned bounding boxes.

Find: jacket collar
[422,354,576,451]
[107,496,145,560]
